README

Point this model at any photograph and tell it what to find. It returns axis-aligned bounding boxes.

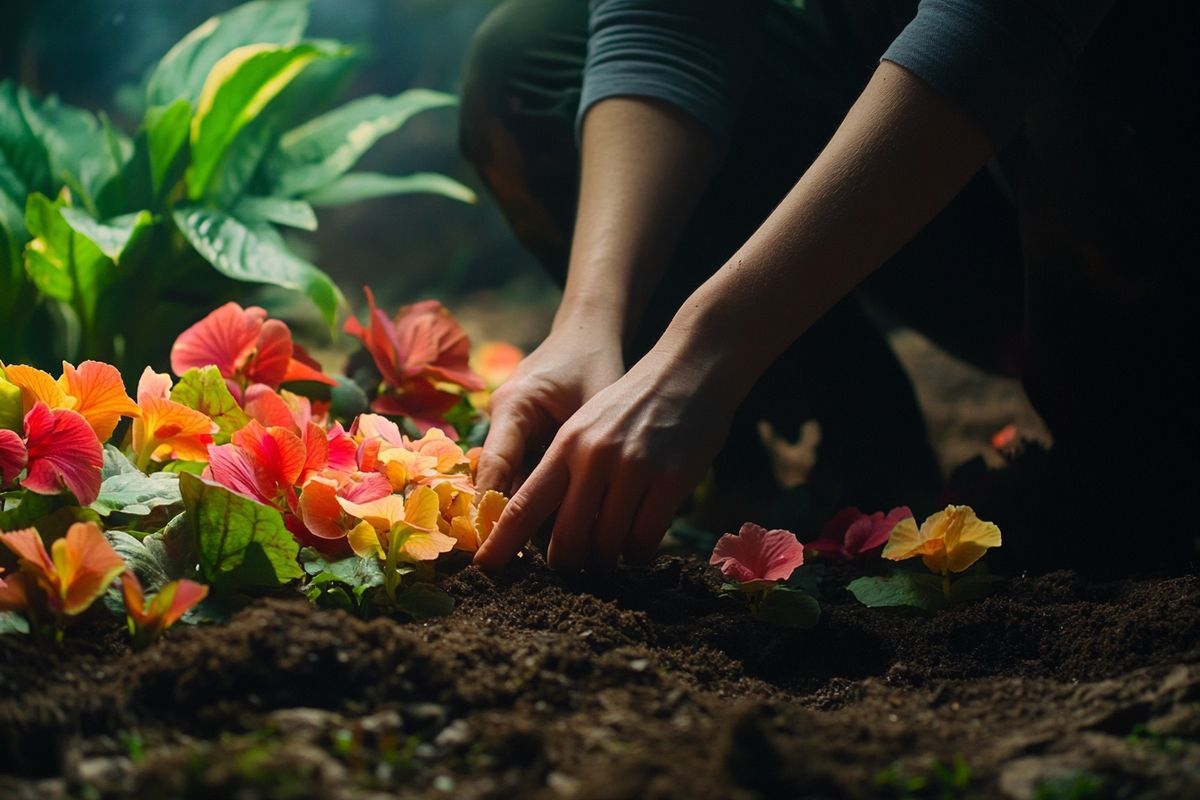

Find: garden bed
[2,554,1198,799]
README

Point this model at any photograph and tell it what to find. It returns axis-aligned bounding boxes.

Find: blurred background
[0,0,559,351]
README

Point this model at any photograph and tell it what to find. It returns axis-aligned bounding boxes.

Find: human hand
[475,321,625,497]
[474,344,740,573]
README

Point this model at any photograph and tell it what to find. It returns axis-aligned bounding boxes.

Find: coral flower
[882,505,1002,574]
[710,523,805,586]
[0,523,125,617]
[344,287,484,432]
[120,572,208,642]
[338,486,456,562]
[807,506,913,562]
[21,403,104,505]
[447,489,507,553]
[131,368,218,468]
[296,473,392,541]
[170,302,335,389]
[468,341,523,412]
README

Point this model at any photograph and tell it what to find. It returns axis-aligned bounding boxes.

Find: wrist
[551,293,629,344]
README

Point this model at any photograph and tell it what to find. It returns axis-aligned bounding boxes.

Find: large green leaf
[91,447,183,518]
[145,0,310,108]
[59,208,153,264]
[847,573,947,611]
[170,365,251,444]
[173,206,341,325]
[264,90,457,198]
[23,193,114,327]
[180,472,303,588]
[187,43,330,200]
[146,99,193,200]
[304,172,476,207]
[0,81,51,199]
[19,91,126,210]
[233,195,317,230]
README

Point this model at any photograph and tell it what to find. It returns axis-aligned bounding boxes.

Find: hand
[474,344,740,573]
[475,318,625,497]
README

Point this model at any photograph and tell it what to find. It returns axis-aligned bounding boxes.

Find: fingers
[545,460,607,573]
[475,396,535,497]
[623,476,686,565]
[473,447,569,572]
[587,464,650,573]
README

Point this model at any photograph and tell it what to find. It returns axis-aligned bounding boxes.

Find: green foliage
[0,612,31,635]
[848,570,1004,611]
[874,757,972,800]
[754,586,820,629]
[180,472,303,590]
[91,446,184,518]
[170,366,251,444]
[0,0,475,371]
[1033,771,1108,800]
[394,582,456,620]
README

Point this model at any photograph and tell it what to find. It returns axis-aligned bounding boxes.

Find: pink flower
[806,506,913,562]
[710,523,805,584]
[0,429,27,486]
[21,403,103,505]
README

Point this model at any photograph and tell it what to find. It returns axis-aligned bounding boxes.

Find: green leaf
[395,582,455,620]
[0,370,22,432]
[754,587,821,629]
[299,548,384,599]
[0,491,62,532]
[233,195,317,230]
[0,81,52,198]
[145,0,311,107]
[329,374,368,421]
[187,43,330,200]
[91,447,183,518]
[304,171,476,207]
[180,472,302,588]
[23,193,114,327]
[0,612,29,635]
[264,90,458,197]
[170,365,251,444]
[145,99,192,199]
[59,208,153,264]
[847,573,948,611]
[173,206,341,325]
[18,90,125,209]
[106,529,173,594]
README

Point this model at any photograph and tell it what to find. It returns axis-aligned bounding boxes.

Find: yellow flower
[339,486,456,562]
[882,505,1001,574]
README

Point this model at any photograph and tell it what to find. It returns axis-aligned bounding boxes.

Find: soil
[1,552,1198,800]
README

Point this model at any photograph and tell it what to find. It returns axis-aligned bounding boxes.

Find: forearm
[659,61,994,404]
[555,97,720,346]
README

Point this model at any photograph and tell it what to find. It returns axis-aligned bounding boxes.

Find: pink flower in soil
[710,523,805,585]
[806,506,914,562]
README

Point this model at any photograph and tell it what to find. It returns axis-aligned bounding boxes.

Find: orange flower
[131,368,218,469]
[0,523,126,618]
[339,486,456,562]
[468,341,523,411]
[2,361,138,441]
[120,572,208,644]
[447,489,507,553]
[882,505,1002,574]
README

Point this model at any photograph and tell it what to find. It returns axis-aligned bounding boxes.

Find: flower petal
[22,403,103,505]
[170,302,265,380]
[0,528,55,580]
[347,520,385,558]
[59,360,140,441]
[204,443,269,503]
[298,479,346,540]
[245,318,293,387]
[50,522,126,615]
[4,364,75,414]
[0,429,27,485]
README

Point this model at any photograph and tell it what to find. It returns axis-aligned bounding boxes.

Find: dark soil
[1,554,1198,799]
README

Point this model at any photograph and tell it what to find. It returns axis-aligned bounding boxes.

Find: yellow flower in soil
[882,505,1001,574]
[339,486,456,562]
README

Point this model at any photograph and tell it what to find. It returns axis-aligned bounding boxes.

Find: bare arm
[475,97,718,493]
[476,60,995,571]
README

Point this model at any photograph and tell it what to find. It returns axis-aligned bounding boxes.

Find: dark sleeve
[882,0,1117,146]
[578,0,766,141]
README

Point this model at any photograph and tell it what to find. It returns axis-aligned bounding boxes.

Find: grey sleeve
[882,0,1117,145]
[578,0,766,141]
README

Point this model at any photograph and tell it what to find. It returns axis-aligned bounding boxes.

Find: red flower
[21,403,103,506]
[171,302,335,390]
[806,506,913,561]
[0,429,27,486]
[710,523,805,585]
[344,287,484,433]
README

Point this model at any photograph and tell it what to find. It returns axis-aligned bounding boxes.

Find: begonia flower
[339,486,456,561]
[447,489,506,553]
[0,428,26,485]
[131,368,218,468]
[344,287,484,432]
[296,474,392,541]
[0,523,125,618]
[243,384,313,432]
[120,571,208,644]
[21,403,104,505]
[3,361,138,441]
[807,506,913,562]
[170,302,336,390]
[882,504,1002,574]
[710,523,805,586]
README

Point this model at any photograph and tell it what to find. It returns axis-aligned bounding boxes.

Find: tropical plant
[0,0,474,372]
